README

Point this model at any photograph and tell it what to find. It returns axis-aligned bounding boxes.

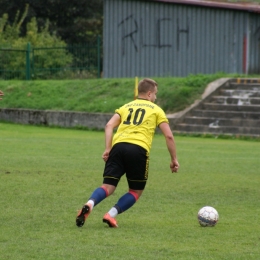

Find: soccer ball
[197,206,219,227]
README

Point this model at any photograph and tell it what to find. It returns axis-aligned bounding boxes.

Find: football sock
[108,207,118,218]
[89,186,108,207]
[114,191,138,214]
[86,200,94,210]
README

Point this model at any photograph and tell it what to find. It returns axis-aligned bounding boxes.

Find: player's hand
[170,159,179,173]
[102,149,110,162]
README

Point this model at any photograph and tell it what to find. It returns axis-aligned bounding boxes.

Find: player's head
[138,78,157,102]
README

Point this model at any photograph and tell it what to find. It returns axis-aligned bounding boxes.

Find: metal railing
[0,36,102,80]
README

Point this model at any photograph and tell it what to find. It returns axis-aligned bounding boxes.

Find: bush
[0,5,72,79]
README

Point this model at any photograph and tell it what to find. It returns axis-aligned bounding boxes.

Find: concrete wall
[0,108,113,130]
[0,108,173,133]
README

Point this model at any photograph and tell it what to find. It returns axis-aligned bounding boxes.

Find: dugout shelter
[103,0,260,78]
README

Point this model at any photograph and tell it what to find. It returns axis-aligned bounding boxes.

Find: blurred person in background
[0,90,3,100]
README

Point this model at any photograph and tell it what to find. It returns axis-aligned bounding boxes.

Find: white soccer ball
[197,206,219,227]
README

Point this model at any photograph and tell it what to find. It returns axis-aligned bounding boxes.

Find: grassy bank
[0,73,235,114]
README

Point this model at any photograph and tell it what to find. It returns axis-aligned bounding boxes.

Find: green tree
[0,6,73,79]
[0,0,103,44]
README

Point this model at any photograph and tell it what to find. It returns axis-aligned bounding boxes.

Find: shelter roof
[152,0,260,12]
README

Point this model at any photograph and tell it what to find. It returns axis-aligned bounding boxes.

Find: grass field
[1,123,260,260]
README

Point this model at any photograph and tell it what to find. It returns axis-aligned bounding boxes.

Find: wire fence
[0,36,102,80]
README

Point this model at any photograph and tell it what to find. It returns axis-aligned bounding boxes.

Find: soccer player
[76,78,179,228]
[0,90,3,100]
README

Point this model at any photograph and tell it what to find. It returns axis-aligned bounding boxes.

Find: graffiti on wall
[118,15,189,55]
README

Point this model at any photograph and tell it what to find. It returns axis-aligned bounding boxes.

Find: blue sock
[89,187,107,206]
[115,192,137,214]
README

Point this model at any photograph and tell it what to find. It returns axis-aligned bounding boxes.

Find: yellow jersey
[112,98,169,152]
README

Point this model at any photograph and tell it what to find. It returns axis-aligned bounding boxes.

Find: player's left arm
[102,113,121,162]
[159,122,179,173]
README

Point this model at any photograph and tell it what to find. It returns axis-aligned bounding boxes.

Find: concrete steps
[182,117,260,127]
[176,124,259,135]
[172,79,260,136]
[191,110,260,120]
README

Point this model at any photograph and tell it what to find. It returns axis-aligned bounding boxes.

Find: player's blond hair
[138,78,157,94]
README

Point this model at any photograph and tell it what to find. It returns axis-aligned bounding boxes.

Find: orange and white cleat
[76,203,92,227]
[103,213,118,228]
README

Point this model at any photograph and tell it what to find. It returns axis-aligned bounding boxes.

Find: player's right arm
[159,122,179,173]
[102,113,121,162]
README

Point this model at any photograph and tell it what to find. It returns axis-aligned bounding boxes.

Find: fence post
[26,42,31,80]
[97,35,101,78]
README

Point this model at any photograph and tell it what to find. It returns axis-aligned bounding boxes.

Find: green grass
[1,122,260,259]
[0,73,243,114]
